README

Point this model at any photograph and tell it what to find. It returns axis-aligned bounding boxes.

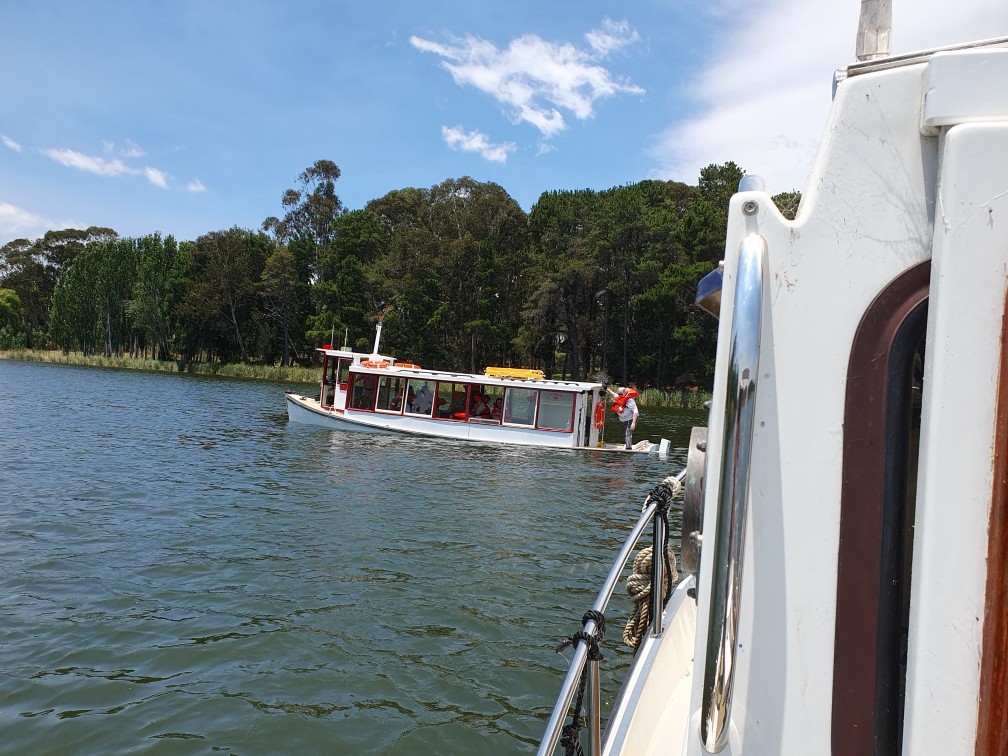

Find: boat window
[467,385,495,422]
[435,381,469,420]
[404,379,436,416]
[503,388,537,426]
[337,359,349,387]
[482,385,504,423]
[537,391,575,432]
[375,375,406,413]
[833,260,929,754]
[348,373,377,411]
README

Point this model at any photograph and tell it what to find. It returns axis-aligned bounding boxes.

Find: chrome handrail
[700,233,766,752]
[538,469,687,756]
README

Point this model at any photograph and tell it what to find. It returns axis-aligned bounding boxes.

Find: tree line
[0,159,799,388]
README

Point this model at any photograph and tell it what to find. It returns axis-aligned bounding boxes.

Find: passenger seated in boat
[389,388,404,412]
[413,385,433,414]
[470,392,491,418]
[491,398,504,420]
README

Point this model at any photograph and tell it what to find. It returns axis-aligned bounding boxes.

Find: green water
[0,360,704,754]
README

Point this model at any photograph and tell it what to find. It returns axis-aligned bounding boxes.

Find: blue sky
[0,1,1000,246]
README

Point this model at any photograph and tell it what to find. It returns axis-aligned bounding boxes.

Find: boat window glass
[348,373,377,411]
[537,391,575,432]
[404,379,436,416]
[482,385,504,422]
[337,359,349,387]
[467,384,495,422]
[503,388,537,426]
[375,375,406,413]
[435,381,468,420]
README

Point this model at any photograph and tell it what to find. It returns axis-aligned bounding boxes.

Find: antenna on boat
[342,328,349,351]
[856,0,891,61]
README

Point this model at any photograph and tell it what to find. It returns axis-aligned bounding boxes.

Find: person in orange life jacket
[612,386,640,449]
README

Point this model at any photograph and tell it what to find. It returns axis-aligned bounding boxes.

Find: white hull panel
[288,392,599,450]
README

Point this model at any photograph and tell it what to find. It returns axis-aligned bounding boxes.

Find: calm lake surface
[0,360,704,754]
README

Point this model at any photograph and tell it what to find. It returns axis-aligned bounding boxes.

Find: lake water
[0,360,705,754]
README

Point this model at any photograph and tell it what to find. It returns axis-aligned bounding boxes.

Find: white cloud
[585,18,639,57]
[0,202,55,240]
[186,179,207,193]
[41,146,171,188]
[144,166,168,187]
[411,20,644,139]
[43,147,133,177]
[104,139,146,158]
[2,135,21,153]
[649,0,1005,193]
[441,126,516,163]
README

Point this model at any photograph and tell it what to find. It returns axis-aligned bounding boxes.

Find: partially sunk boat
[286,323,667,453]
[540,7,1008,755]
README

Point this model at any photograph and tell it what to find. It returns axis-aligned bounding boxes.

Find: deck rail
[537,467,688,756]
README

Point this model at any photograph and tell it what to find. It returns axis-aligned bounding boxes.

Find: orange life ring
[396,363,421,369]
[594,400,605,430]
[361,360,390,369]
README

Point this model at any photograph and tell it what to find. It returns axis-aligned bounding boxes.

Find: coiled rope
[623,475,682,651]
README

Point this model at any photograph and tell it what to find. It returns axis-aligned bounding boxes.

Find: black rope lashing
[556,610,607,756]
[649,482,675,613]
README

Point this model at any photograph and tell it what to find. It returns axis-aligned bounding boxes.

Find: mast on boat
[856,0,891,60]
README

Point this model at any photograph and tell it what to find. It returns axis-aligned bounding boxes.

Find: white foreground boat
[541,10,1008,756]
[286,324,667,454]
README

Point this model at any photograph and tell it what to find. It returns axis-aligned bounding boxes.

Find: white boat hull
[286,392,657,452]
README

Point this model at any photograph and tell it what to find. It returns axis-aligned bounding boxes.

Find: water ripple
[0,359,703,753]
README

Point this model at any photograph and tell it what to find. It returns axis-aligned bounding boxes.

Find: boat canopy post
[700,233,766,753]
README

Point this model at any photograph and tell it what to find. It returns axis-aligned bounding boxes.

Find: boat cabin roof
[316,346,602,393]
[352,364,603,393]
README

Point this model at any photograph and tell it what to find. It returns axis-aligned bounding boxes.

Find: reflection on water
[0,360,707,753]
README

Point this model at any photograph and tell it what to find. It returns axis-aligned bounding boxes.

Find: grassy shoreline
[0,349,712,408]
[0,349,319,383]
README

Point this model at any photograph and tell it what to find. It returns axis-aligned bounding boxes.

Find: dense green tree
[129,234,184,360]
[259,244,302,365]
[0,287,24,348]
[178,228,271,362]
[0,227,117,348]
[264,159,346,285]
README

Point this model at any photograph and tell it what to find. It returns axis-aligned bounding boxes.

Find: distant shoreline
[0,349,711,408]
[0,349,318,383]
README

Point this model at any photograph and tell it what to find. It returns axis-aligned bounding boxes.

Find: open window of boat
[320,353,350,408]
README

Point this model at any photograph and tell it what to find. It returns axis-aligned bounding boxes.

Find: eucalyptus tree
[0,238,48,347]
[366,178,528,372]
[526,189,604,381]
[179,228,271,362]
[259,244,302,365]
[0,227,117,347]
[263,159,346,287]
[309,208,386,352]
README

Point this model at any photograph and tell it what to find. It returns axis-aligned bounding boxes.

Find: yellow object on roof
[484,366,545,380]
